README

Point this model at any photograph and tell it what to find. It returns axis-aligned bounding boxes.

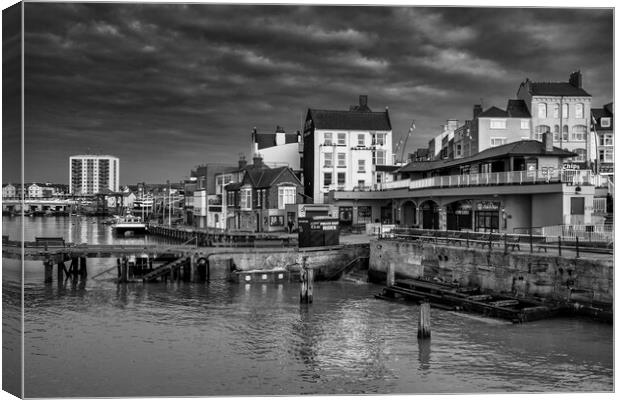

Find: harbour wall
[369,239,613,305]
[207,244,369,280]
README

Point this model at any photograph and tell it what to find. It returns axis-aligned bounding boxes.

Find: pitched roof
[243,166,301,188]
[477,100,531,119]
[528,82,591,97]
[478,106,507,118]
[505,99,531,118]
[396,140,575,173]
[307,109,392,131]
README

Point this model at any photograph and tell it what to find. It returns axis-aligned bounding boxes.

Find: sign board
[298,217,340,247]
[476,201,500,211]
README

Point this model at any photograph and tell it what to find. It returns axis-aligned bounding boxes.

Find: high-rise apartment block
[69,155,119,194]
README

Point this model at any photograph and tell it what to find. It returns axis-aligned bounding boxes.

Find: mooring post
[558,236,562,257]
[72,257,79,278]
[575,237,580,258]
[79,257,87,279]
[387,262,395,287]
[149,257,153,272]
[307,267,314,303]
[466,231,469,248]
[117,258,121,278]
[503,233,508,255]
[418,301,431,339]
[529,230,533,253]
[44,259,53,284]
[121,257,128,283]
[58,261,65,282]
[300,256,310,303]
[184,257,191,282]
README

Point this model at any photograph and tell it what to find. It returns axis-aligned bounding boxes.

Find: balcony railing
[372,169,606,192]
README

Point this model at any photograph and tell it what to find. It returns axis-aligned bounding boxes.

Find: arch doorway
[420,200,439,230]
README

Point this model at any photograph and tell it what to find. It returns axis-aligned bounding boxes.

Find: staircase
[142,257,185,282]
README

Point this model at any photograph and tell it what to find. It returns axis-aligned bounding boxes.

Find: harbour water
[3,216,614,397]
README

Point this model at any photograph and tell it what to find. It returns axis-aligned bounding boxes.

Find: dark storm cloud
[14,3,613,184]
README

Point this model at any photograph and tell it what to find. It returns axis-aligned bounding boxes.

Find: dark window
[570,197,585,215]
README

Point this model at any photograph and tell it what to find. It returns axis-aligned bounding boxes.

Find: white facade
[314,129,393,203]
[69,154,119,194]
[2,184,16,198]
[28,183,43,198]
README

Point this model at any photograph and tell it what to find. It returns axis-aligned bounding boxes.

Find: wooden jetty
[375,277,560,323]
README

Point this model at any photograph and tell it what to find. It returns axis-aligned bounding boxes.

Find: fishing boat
[112,212,148,236]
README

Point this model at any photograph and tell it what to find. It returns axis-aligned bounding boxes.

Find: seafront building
[302,95,396,208]
[453,101,532,159]
[328,132,604,232]
[428,119,459,160]
[69,154,119,195]
[224,156,303,232]
[516,70,593,167]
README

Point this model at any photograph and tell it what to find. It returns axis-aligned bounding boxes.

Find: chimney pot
[359,95,368,107]
[473,104,483,119]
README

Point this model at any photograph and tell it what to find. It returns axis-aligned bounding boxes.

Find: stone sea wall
[369,239,613,305]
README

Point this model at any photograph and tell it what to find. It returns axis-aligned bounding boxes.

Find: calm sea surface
[2,216,614,397]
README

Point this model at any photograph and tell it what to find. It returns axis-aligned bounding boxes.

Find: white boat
[112,213,148,235]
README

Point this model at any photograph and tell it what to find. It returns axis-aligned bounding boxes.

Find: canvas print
[1,2,614,398]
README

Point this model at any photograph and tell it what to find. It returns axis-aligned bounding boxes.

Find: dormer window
[601,117,611,128]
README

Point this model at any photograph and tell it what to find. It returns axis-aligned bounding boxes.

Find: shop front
[474,200,501,232]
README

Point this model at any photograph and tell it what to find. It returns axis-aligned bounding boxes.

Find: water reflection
[418,338,431,371]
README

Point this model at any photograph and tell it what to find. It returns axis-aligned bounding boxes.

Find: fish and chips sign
[476,201,500,211]
[298,217,340,247]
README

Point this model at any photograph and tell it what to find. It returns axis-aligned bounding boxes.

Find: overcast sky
[3,3,614,185]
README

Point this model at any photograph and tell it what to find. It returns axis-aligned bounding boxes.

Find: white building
[303,95,394,204]
[251,126,301,171]
[429,119,459,160]
[2,184,16,198]
[69,155,119,194]
[517,71,594,168]
[28,183,43,198]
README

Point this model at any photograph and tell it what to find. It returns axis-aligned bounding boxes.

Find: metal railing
[541,224,614,243]
[385,228,612,256]
[593,198,607,214]
[335,169,607,193]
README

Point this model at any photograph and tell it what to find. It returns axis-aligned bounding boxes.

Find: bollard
[418,302,431,339]
[387,262,395,287]
[558,236,562,257]
[575,237,580,258]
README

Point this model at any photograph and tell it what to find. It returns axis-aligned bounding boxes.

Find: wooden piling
[79,257,87,279]
[121,257,128,283]
[418,302,431,339]
[529,230,533,253]
[44,259,53,283]
[300,256,312,303]
[58,261,65,282]
[117,258,121,278]
[307,268,314,303]
[387,262,395,287]
[558,236,562,256]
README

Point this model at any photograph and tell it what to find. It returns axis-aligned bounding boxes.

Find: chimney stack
[359,95,368,108]
[543,131,554,152]
[473,104,483,119]
[238,155,247,169]
[253,154,264,168]
[569,70,582,88]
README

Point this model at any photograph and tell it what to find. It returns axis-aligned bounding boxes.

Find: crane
[394,120,416,164]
